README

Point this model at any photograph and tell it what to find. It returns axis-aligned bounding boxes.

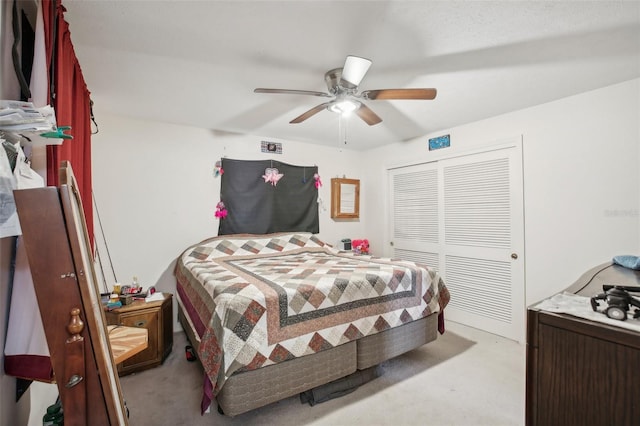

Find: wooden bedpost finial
[67,308,84,343]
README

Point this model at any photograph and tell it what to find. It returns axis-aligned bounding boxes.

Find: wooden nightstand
[105,293,173,376]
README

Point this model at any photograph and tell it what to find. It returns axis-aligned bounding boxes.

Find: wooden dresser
[526,263,640,426]
[105,293,173,375]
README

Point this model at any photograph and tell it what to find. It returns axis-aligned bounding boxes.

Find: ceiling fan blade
[340,55,372,87]
[355,103,382,126]
[290,102,334,124]
[361,88,437,100]
[254,88,332,97]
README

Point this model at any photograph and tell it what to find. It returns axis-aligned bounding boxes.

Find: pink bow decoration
[314,173,322,189]
[262,168,284,186]
[215,201,228,219]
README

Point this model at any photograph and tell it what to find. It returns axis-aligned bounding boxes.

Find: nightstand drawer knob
[134,320,147,328]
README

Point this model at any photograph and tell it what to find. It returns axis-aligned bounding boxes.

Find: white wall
[362,79,640,306]
[91,114,366,330]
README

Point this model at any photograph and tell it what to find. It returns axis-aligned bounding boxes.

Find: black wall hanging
[218,158,319,235]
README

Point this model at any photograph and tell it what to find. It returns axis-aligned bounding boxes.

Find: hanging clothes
[0,143,21,238]
[3,142,51,382]
[29,0,48,108]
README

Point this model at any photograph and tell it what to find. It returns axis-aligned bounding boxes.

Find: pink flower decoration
[214,161,224,177]
[215,201,228,219]
[314,173,322,189]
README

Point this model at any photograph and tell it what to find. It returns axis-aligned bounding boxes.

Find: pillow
[612,255,640,270]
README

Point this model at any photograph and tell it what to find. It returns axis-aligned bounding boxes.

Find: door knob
[511,253,518,260]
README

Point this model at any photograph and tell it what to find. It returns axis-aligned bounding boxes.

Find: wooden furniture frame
[330,177,360,219]
[14,161,129,425]
[526,262,640,425]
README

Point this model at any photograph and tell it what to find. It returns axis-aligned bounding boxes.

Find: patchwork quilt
[175,233,450,405]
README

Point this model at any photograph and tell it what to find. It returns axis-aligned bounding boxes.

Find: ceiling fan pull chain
[338,114,348,145]
[343,116,348,145]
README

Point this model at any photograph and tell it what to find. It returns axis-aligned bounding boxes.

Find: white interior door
[388,141,525,341]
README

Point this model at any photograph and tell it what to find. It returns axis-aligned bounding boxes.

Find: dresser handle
[134,320,147,328]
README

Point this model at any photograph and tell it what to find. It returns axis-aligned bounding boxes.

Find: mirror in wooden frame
[331,178,360,219]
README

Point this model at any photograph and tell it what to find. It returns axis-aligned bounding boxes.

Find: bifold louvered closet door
[389,142,524,341]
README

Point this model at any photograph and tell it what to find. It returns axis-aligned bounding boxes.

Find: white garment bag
[3,142,51,381]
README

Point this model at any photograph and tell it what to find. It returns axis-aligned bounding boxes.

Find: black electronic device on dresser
[526,263,640,426]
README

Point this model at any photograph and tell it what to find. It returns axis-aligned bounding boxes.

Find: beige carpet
[120,321,525,426]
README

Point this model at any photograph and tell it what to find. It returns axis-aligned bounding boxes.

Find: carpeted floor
[120,321,525,426]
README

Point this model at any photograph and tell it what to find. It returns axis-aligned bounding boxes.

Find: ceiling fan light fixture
[328,99,360,115]
[254,55,437,126]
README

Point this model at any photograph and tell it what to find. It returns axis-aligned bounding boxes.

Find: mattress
[175,232,450,413]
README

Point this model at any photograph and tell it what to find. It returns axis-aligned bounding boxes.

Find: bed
[174,232,450,416]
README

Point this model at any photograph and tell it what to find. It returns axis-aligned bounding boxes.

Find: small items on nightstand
[119,294,133,305]
[145,290,165,303]
[106,293,122,310]
[131,276,142,292]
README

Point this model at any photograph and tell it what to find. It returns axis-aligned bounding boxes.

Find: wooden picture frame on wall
[331,178,360,219]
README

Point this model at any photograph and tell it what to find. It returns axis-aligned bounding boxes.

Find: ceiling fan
[254,55,437,126]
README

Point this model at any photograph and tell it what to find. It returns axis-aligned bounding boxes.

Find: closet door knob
[511,253,518,260]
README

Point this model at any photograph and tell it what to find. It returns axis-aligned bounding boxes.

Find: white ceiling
[63,0,640,151]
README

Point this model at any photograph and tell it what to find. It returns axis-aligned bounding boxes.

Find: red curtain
[42,0,94,245]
